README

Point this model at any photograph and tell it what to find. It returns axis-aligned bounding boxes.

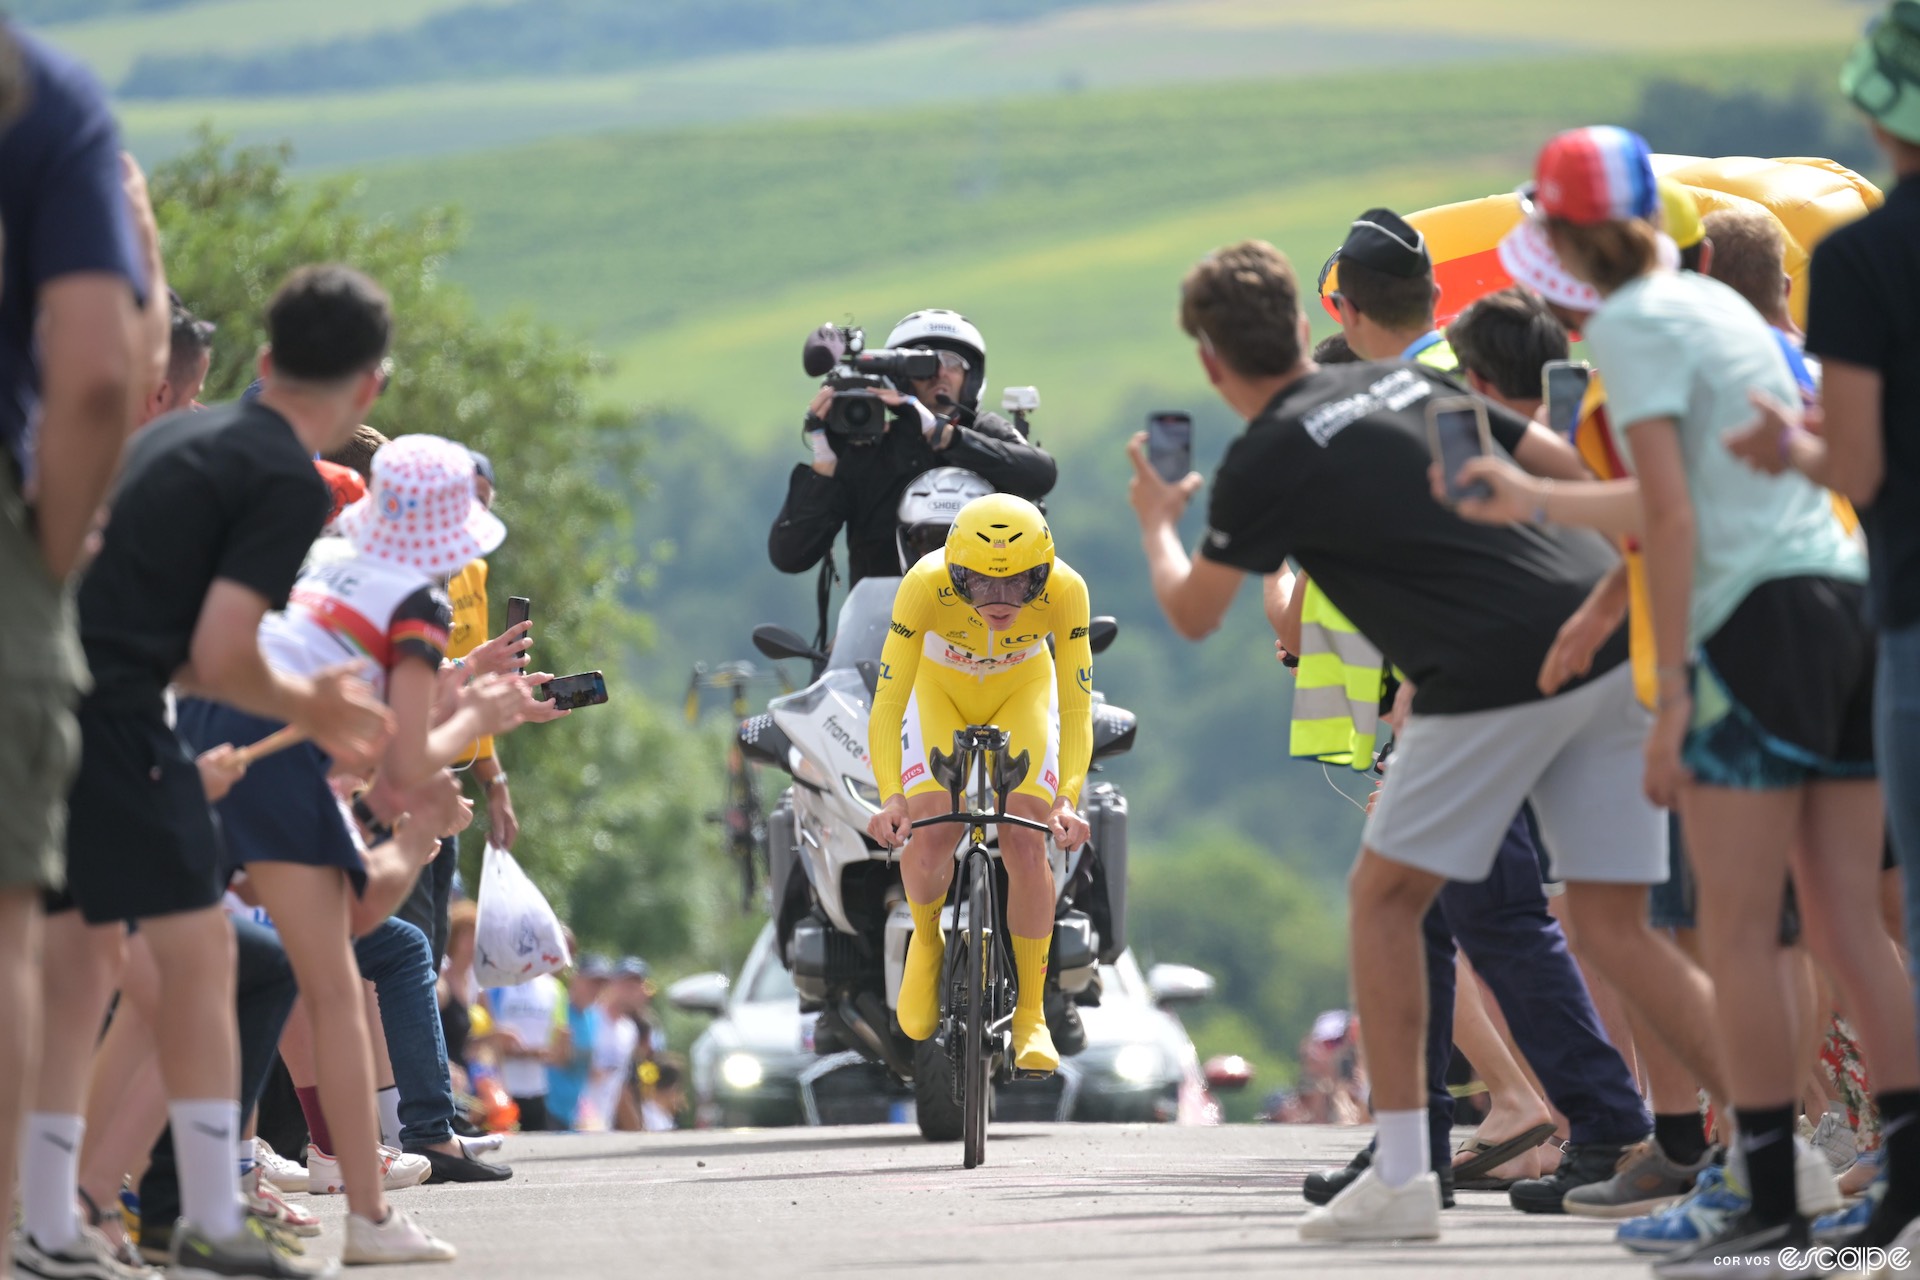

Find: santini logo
[890,621,915,638]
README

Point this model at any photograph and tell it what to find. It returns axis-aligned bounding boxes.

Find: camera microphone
[802,324,846,378]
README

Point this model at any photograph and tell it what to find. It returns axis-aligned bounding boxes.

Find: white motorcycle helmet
[896,467,993,572]
[884,308,987,410]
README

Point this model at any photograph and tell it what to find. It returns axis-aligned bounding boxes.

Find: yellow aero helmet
[946,493,1054,607]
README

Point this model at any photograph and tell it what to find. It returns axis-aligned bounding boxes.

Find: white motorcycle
[742,576,1135,1141]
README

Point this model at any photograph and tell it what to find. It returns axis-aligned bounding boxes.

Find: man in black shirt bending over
[1129,240,1728,1246]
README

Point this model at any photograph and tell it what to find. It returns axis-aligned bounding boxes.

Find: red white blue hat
[336,434,506,576]
[1527,126,1659,226]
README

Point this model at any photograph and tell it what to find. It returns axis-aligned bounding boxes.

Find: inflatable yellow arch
[1319,155,1883,328]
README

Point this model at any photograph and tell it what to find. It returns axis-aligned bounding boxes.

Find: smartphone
[535,671,608,710]
[504,597,531,673]
[1146,412,1193,483]
[1542,360,1592,441]
[1426,396,1494,504]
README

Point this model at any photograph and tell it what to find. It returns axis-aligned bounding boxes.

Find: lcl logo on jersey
[1000,633,1040,647]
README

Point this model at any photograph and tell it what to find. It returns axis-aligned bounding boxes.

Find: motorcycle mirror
[753,624,826,666]
[1202,1053,1255,1093]
[665,971,730,1017]
[1087,616,1119,655]
[1146,962,1215,1008]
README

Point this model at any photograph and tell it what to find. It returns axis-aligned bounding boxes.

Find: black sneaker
[1302,1146,1454,1209]
[1509,1141,1626,1215]
[403,1139,513,1184]
[1650,1211,1813,1278]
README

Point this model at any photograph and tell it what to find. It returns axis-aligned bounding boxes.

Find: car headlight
[844,776,883,815]
[719,1052,764,1091]
[1112,1044,1163,1085]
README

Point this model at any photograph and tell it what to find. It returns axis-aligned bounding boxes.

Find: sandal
[1451,1121,1558,1188]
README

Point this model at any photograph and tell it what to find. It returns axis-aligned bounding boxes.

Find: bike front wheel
[962,852,992,1169]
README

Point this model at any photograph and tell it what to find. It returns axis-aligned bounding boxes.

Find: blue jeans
[1878,622,1920,985]
[1422,810,1651,1166]
[355,917,457,1149]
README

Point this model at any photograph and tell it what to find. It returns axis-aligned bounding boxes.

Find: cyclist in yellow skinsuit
[867,493,1094,1073]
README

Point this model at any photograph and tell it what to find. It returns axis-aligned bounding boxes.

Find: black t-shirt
[1200,361,1626,715]
[1804,175,1920,629]
[78,400,330,699]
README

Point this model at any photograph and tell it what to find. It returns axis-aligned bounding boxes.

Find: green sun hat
[1843,0,1920,144]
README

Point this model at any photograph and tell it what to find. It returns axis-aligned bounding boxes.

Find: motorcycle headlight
[1112,1044,1163,1086]
[844,776,884,815]
[719,1052,764,1091]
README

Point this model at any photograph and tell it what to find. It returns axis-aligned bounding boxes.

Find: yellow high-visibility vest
[1290,587,1384,770]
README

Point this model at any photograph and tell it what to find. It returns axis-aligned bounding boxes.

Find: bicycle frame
[908,725,1052,1168]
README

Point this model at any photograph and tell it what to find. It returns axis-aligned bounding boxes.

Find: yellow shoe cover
[1012,1013,1059,1074]
[897,926,944,1041]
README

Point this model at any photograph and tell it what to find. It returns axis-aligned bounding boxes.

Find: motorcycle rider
[866,494,1093,1074]
[894,466,994,573]
[769,309,1057,587]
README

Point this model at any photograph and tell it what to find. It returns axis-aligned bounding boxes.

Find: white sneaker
[255,1137,310,1194]
[1726,1136,1845,1218]
[341,1209,456,1266]
[1298,1167,1442,1243]
[305,1144,433,1195]
[244,1166,323,1239]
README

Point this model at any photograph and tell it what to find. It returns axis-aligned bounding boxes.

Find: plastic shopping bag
[473,842,571,987]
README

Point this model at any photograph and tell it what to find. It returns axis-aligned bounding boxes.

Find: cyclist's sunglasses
[949,563,1049,608]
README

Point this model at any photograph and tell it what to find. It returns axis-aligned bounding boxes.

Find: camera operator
[768,308,1057,586]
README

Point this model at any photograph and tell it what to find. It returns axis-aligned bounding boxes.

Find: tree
[1129,827,1351,1120]
[150,133,733,962]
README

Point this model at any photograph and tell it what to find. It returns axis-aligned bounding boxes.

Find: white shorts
[1363,663,1668,885]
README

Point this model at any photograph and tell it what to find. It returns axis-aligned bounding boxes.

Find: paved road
[310,1123,1663,1278]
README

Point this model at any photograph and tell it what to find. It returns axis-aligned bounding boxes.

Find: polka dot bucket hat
[335,433,506,576]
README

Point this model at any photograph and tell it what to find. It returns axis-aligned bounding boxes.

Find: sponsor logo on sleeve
[902,763,925,785]
[890,620,915,638]
[879,661,894,682]
[1205,528,1231,550]
[1077,666,1093,692]
[1069,625,1089,640]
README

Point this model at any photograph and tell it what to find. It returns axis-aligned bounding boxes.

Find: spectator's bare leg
[249,862,390,1223]
[0,889,43,1275]
[140,906,242,1239]
[1346,849,1446,1115]
[23,913,126,1251]
[1549,892,1639,1077]
[1451,960,1554,1181]
[1795,781,1920,1096]
[1682,788,1800,1112]
[1561,881,1731,1103]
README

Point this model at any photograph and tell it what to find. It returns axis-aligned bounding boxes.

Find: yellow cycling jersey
[870,551,1095,806]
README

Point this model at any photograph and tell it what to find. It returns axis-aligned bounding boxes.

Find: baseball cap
[575,954,613,980]
[1310,1009,1352,1042]
[1842,1,1920,145]
[614,956,651,980]
[1657,177,1705,250]
[314,460,367,527]
[1335,208,1430,279]
[1527,126,1659,225]
[468,449,496,487]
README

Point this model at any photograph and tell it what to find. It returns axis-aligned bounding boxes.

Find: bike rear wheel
[962,852,992,1169]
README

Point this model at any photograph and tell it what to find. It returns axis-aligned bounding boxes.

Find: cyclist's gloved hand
[1048,797,1090,852]
[869,794,911,848]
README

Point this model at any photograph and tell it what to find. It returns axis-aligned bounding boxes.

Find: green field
[72,0,1867,171]
[43,0,519,84]
[344,45,1849,436]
